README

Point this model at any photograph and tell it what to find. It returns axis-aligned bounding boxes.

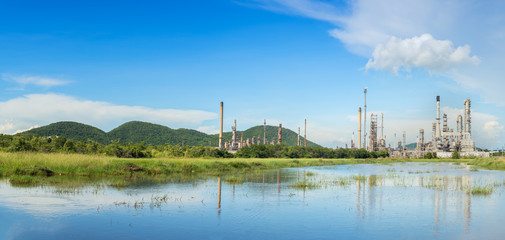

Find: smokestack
[304,119,307,147]
[263,119,266,144]
[381,112,384,142]
[278,123,282,144]
[457,115,463,134]
[231,119,237,150]
[436,96,441,138]
[464,98,471,135]
[403,131,406,151]
[443,113,448,132]
[358,107,362,149]
[219,102,223,149]
[364,88,367,149]
[419,129,424,151]
[352,131,355,149]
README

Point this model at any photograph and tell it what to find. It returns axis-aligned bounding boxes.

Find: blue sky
[0,0,504,149]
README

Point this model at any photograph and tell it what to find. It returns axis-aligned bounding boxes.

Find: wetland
[2,161,505,239]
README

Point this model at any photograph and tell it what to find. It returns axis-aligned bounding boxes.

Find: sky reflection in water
[1,162,505,240]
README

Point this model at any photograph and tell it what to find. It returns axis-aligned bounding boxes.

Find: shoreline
[2,152,495,177]
[1,152,503,187]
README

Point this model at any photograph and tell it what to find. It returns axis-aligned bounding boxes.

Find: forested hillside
[21,121,321,147]
[22,122,110,144]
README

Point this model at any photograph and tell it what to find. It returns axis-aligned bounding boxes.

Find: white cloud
[0,122,15,133]
[2,74,70,88]
[244,0,505,106]
[366,34,480,73]
[196,126,219,135]
[0,93,218,134]
[13,125,40,135]
[244,0,343,23]
[483,121,505,138]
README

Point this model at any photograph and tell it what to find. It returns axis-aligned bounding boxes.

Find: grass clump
[9,175,39,186]
[468,185,494,195]
[305,171,315,176]
[291,181,320,190]
[469,166,479,172]
[468,158,505,170]
[224,176,243,184]
[352,175,367,181]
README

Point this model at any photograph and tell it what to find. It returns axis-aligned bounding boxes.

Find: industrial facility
[219,92,490,158]
[408,96,488,158]
[389,96,488,158]
[356,90,489,158]
[218,101,304,152]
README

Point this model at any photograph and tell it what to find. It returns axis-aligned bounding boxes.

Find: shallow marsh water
[1,162,505,239]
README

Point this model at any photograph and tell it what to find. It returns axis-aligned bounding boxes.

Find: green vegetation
[0,152,397,179]
[224,176,243,184]
[291,181,320,189]
[108,121,213,146]
[469,185,494,195]
[423,152,438,159]
[23,122,110,144]
[467,158,505,170]
[491,151,504,157]
[235,145,389,159]
[452,150,460,159]
[0,132,389,159]
[20,121,320,147]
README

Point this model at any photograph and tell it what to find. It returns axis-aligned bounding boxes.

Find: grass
[469,166,479,172]
[1,152,503,188]
[8,175,39,186]
[468,158,505,171]
[352,175,367,181]
[290,181,321,190]
[224,176,243,184]
[0,152,431,178]
[468,185,494,195]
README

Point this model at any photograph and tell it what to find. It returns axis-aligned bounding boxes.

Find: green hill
[21,121,110,144]
[405,143,417,150]
[108,121,213,146]
[21,121,321,147]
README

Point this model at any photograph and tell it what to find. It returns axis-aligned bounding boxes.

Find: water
[1,162,505,239]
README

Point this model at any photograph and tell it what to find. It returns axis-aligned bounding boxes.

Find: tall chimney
[263,119,266,144]
[419,129,424,151]
[232,119,237,148]
[443,113,448,132]
[403,131,406,151]
[464,98,471,135]
[278,123,282,144]
[364,88,367,149]
[304,119,307,147]
[219,102,223,149]
[436,96,441,138]
[381,112,384,142]
[358,107,362,149]
[457,115,463,134]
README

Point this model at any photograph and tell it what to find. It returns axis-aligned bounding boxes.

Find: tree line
[0,134,388,159]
